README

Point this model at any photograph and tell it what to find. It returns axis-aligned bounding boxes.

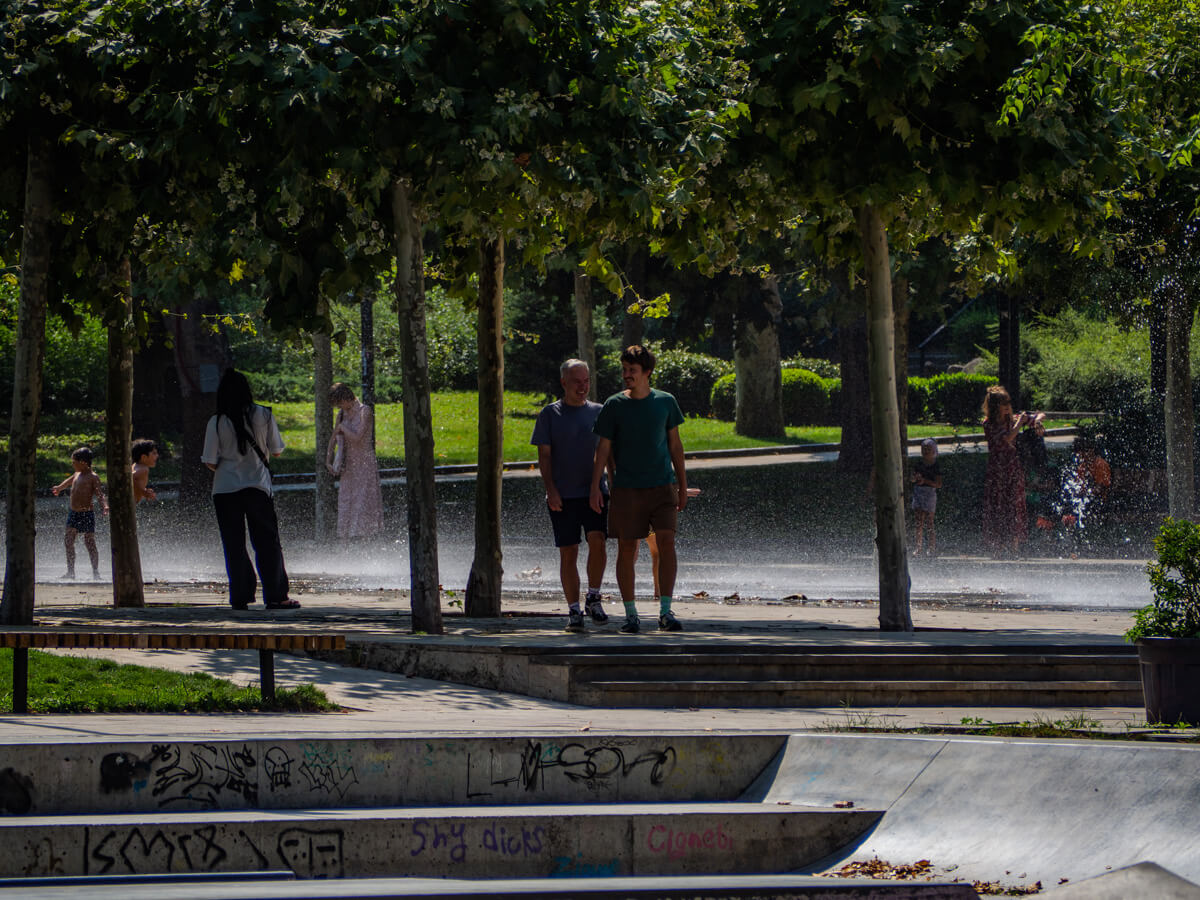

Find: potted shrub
[1126,517,1200,725]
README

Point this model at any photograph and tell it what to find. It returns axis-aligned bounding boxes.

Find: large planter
[1136,637,1200,725]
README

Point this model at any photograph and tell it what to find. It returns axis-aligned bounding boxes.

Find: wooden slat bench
[0,629,345,713]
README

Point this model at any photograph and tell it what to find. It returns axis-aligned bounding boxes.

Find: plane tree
[728,0,1138,630]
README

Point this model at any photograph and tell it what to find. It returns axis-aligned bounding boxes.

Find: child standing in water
[51,446,109,579]
[911,438,942,556]
[131,438,158,503]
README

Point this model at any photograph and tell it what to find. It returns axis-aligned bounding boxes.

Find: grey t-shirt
[530,399,606,499]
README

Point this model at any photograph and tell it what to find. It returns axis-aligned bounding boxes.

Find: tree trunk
[313,314,336,540]
[1,136,52,625]
[996,291,1021,408]
[859,205,912,632]
[173,296,230,507]
[734,274,785,439]
[360,289,376,442]
[1164,290,1195,519]
[466,237,505,617]
[1150,294,1167,402]
[391,180,442,633]
[893,273,910,445]
[622,246,646,348]
[107,257,144,607]
[574,269,597,400]
[835,265,873,473]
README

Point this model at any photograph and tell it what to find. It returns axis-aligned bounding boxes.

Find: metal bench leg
[12,647,28,715]
[258,649,275,704]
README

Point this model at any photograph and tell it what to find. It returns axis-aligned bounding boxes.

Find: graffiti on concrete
[0,767,33,814]
[277,827,345,878]
[80,824,345,879]
[263,746,293,789]
[646,823,733,859]
[21,837,64,876]
[408,819,545,864]
[151,743,258,807]
[466,739,677,798]
[99,744,258,807]
[481,822,546,858]
[85,824,229,874]
[297,743,359,799]
[549,852,619,878]
[410,819,467,863]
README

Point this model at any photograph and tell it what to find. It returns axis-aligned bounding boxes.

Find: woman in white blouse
[201,370,298,610]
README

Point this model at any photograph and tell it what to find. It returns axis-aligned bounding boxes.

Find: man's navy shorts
[548,496,608,547]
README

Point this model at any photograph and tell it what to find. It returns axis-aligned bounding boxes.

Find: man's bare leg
[616,537,641,632]
[558,543,580,606]
[653,529,682,631]
[583,530,608,623]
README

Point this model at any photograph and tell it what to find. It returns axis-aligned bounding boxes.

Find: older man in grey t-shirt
[530,359,611,633]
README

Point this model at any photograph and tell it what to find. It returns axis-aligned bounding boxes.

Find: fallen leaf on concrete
[834,858,932,880]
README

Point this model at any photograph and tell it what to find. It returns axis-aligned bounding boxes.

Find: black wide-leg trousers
[213,488,290,607]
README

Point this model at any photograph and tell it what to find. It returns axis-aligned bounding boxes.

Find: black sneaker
[586,600,608,624]
[566,609,586,633]
[658,611,682,632]
[618,617,640,634]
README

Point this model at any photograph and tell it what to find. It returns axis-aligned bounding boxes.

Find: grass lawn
[0,650,338,714]
[6,392,1088,484]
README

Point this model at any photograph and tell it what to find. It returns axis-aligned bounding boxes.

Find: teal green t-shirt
[592,388,684,489]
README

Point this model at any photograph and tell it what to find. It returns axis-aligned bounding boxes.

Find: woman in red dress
[982,385,1032,557]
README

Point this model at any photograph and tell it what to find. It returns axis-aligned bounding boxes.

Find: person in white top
[201,369,298,610]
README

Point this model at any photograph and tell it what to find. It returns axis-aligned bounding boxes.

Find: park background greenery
[1,270,1143,483]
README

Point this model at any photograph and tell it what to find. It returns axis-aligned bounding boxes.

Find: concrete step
[543,652,1140,683]
[0,803,879,880]
[576,679,1145,708]
[0,735,784,817]
[0,872,981,898]
[344,638,1140,709]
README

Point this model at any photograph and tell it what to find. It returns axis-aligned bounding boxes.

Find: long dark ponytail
[215,369,255,455]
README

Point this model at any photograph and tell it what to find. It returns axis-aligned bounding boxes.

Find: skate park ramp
[743,734,1200,890]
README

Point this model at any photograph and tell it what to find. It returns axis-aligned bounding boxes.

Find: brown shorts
[609,485,678,540]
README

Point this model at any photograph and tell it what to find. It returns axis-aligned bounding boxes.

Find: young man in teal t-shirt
[590,345,688,633]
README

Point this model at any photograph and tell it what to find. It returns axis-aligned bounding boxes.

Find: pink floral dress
[333,402,384,538]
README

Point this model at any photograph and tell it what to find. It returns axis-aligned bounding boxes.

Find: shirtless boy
[131,438,158,503]
[51,446,109,579]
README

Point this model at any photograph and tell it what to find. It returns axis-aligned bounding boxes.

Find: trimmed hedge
[925,373,997,425]
[782,353,839,379]
[710,368,833,426]
[650,349,732,416]
[712,369,995,427]
[782,368,829,425]
[907,377,931,424]
[711,373,737,421]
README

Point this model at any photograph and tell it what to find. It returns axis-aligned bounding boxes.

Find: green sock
[623,601,638,619]
[660,596,673,616]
